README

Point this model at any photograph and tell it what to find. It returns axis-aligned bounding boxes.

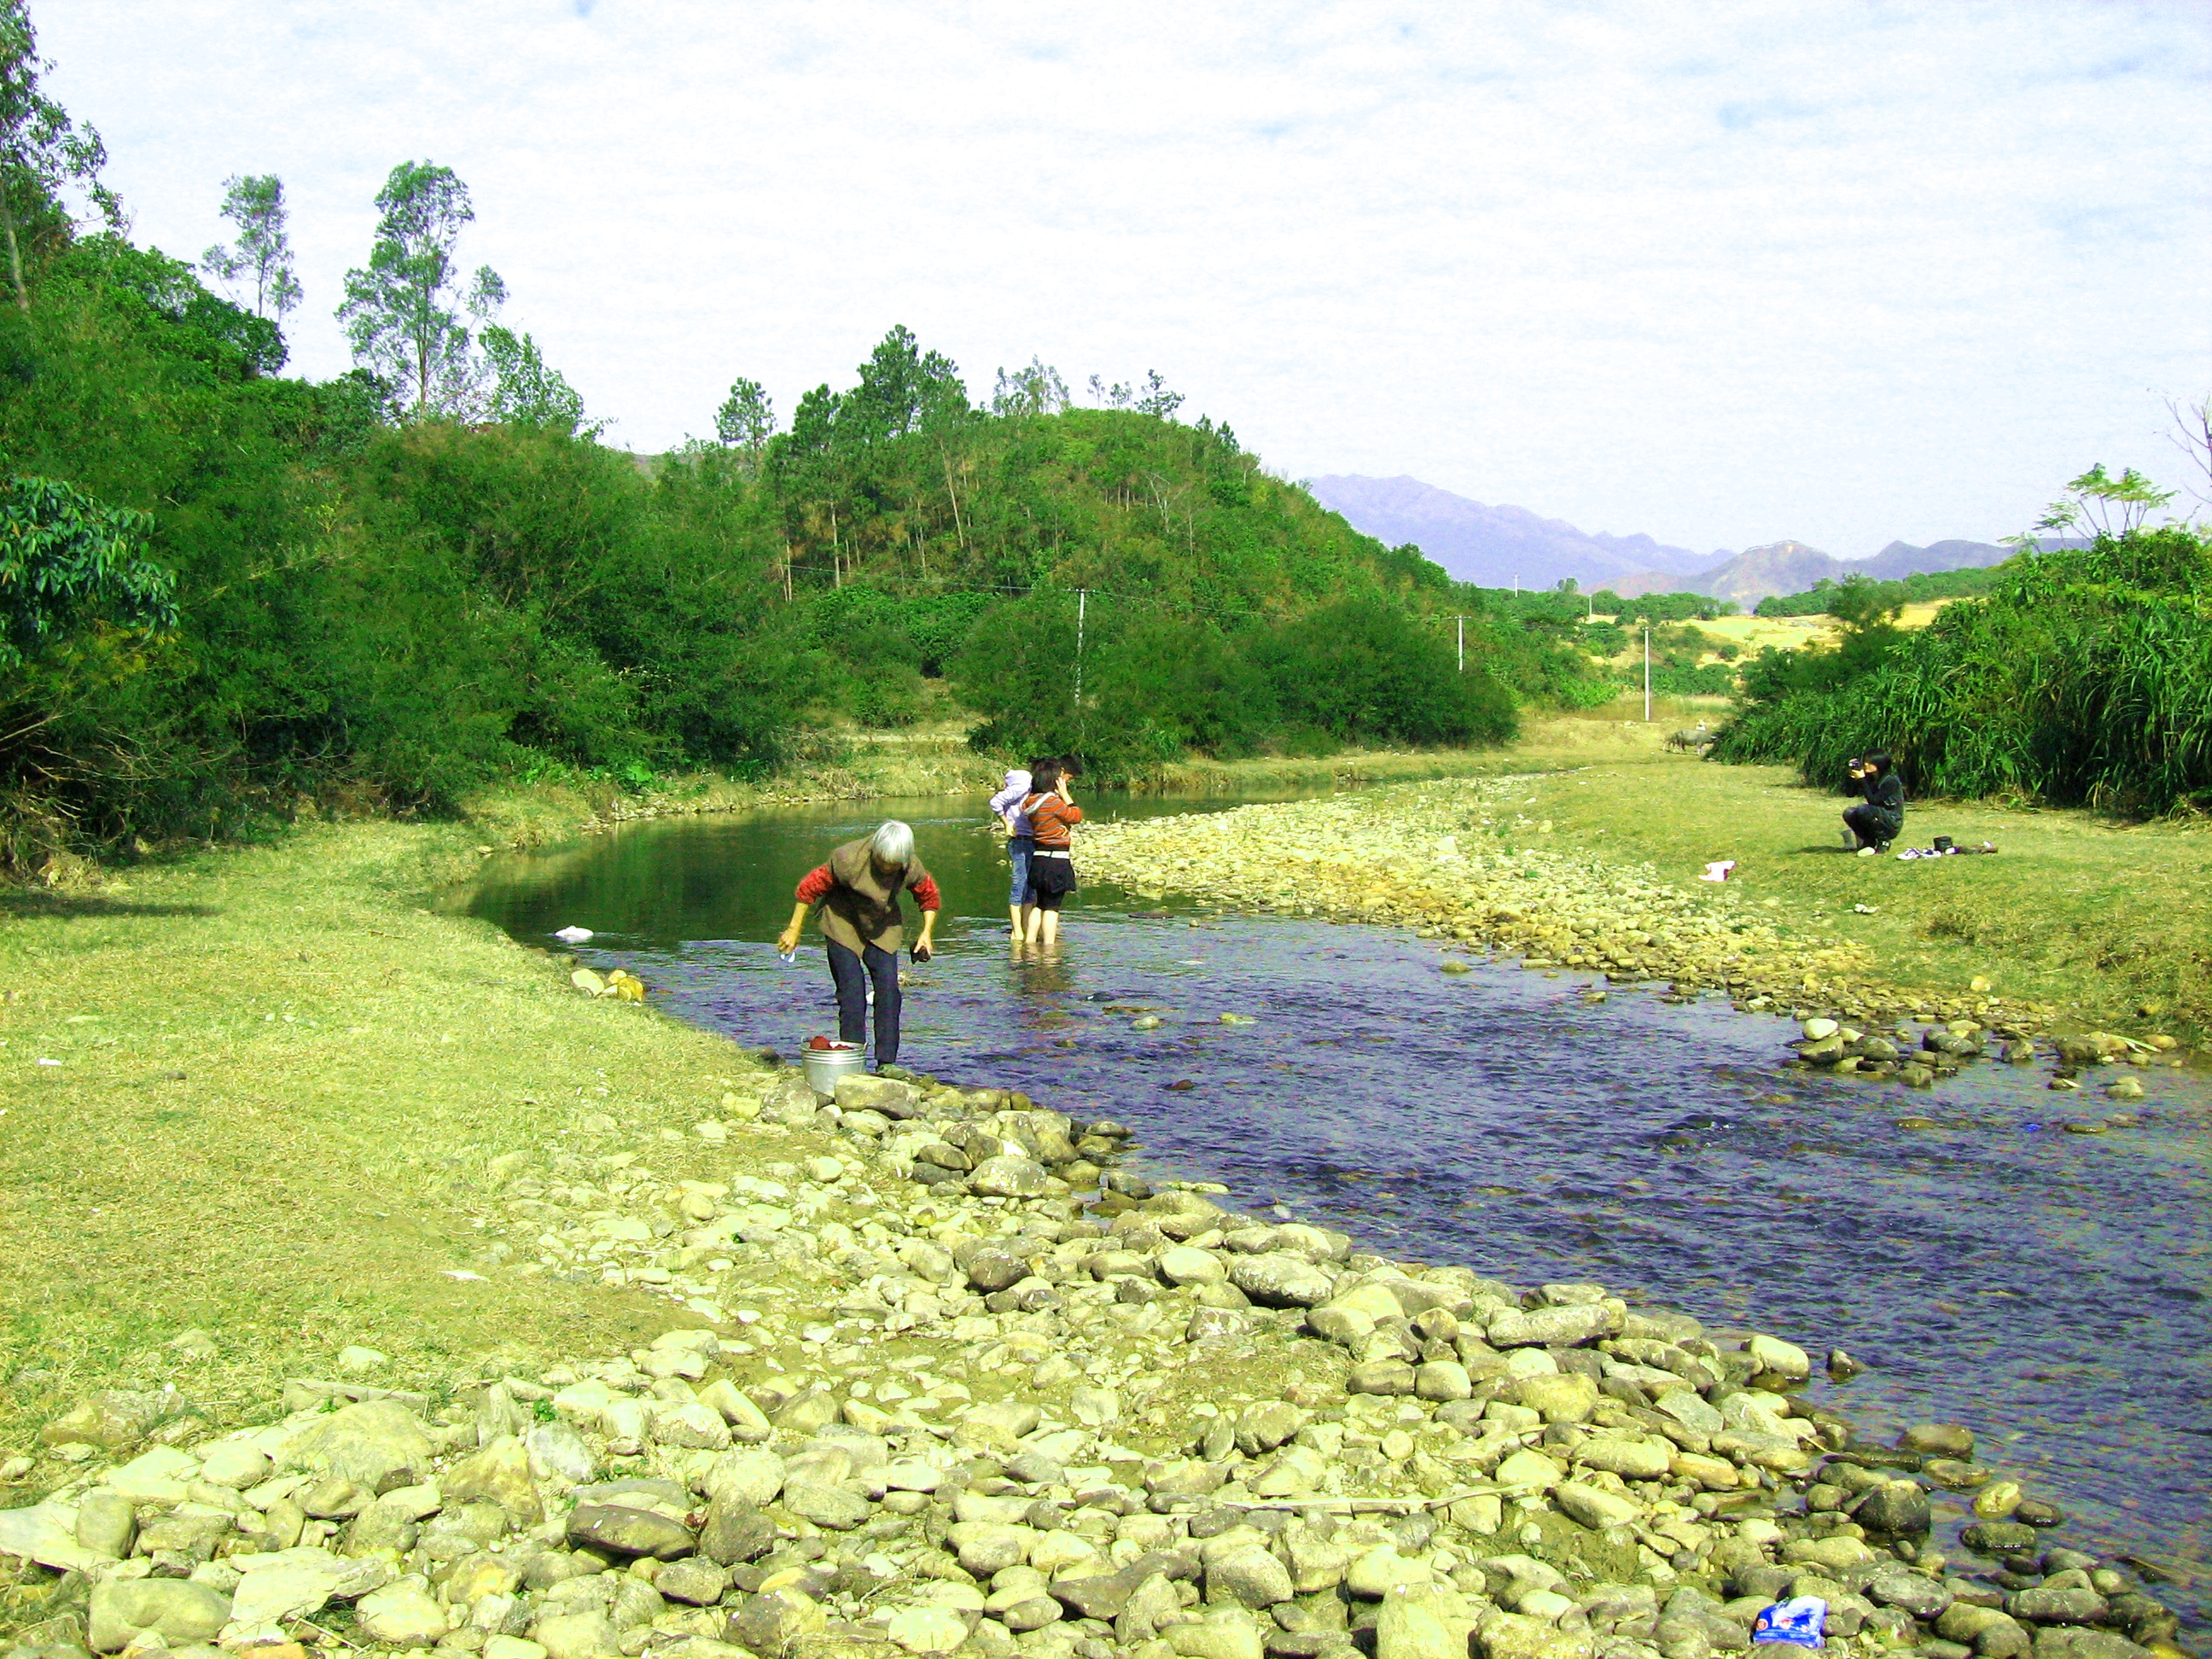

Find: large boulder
[566,1504,696,1560]
[1379,1585,1485,1659]
[969,1155,1050,1198]
[40,1391,166,1451]
[1508,1373,1598,1424]
[1227,1253,1335,1307]
[1854,1480,1931,1536]
[87,1580,232,1653]
[281,1400,437,1494]
[702,1447,786,1508]
[1205,1545,1295,1609]
[1478,1610,1596,1659]
[834,1074,920,1117]
[444,1435,540,1520]
[1487,1303,1617,1348]
[698,1498,777,1565]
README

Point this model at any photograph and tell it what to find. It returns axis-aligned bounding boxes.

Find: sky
[39,0,2212,557]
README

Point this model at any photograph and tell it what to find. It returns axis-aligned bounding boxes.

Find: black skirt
[1029,850,1078,897]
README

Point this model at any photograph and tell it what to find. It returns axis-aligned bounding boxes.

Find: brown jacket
[806,838,937,953]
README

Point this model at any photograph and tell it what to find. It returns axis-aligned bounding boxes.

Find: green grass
[0,820,783,1464]
[1500,710,2212,1039]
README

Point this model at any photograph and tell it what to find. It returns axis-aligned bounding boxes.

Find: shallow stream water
[464,794,2211,1624]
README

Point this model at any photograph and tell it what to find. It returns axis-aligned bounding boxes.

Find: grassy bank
[1510,713,2212,1039]
[1097,708,2212,1044]
[0,821,789,1464]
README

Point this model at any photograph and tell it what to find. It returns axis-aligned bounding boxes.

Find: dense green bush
[1585,589,1738,623]
[1755,565,2004,618]
[950,590,1516,781]
[1714,527,2212,814]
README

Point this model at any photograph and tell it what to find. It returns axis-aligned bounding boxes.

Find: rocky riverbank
[1078,777,2195,1097]
[3,1060,2192,1659]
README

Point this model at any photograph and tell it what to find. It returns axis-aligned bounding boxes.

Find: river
[463,792,2211,1624]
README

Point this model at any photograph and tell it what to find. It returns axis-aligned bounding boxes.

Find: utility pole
[1644,627,1651,723]
[1074,590,1088,713]
[1456,615,1464,672]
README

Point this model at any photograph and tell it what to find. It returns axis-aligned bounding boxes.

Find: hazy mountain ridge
[1310,474,2025,606]
[1307,474,1715,589]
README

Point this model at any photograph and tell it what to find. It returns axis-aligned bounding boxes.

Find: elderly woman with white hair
[777,821,940,1068]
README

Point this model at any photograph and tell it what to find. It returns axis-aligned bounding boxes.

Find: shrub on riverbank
[1714,526,2212,815]
[950,591,1520,780]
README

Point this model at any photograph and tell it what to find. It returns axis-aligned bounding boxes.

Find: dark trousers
[827,940,902,1064]
[1844,805,1901,848]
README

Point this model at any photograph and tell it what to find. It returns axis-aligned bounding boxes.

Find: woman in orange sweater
[1022,759,1083,947]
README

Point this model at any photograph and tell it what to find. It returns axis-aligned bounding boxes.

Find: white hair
[870,821,915,864]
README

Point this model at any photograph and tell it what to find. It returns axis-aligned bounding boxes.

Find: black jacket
[1857,770,1905,823]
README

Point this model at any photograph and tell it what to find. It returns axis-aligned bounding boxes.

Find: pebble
[0,1053,2176,1659]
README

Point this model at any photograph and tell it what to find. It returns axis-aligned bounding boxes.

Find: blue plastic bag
[1752,1597,1828,1649]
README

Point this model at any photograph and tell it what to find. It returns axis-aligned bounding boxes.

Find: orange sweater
[1024,794,1083,848]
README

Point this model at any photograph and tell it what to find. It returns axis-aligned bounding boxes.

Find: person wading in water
[989,755,1054,939]
[1843,752,1905,854]
[777,821,940,1070]
[1022,760,1083,949]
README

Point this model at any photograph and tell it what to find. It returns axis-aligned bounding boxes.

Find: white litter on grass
[553,926,593,943]
[36,1057,60,1066]
[442,1270,488,1282]
[1699,859,1737,882]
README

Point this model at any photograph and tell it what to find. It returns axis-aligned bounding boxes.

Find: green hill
[0,246,1604,861]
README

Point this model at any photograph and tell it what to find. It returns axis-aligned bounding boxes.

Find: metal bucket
[800,1042,866,1097]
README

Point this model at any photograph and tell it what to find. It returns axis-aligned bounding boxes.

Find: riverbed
[465,795,2212,1621]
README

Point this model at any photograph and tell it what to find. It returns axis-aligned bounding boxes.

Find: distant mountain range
[1307,474,2031,607]
[1307,475,1716,589]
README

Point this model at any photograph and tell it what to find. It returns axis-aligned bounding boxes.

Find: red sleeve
[1062,803,1084,824]
[911,874,941,912]
[795,864,835,904]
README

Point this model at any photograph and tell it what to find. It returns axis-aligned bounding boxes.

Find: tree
[715,376,775,455]
[480,323,589,433]
[991,357,1068,417]
[0,474,176,669]
[338,160,504,419]
[1822,573,1902,632]
[0,0,118,312]
[201,173,301,326]
[1086,369,1182,419]
[2027,463,2176,545]
[2164,395,2211,522]
[840,324,969,445]
[1134,370,1183,421]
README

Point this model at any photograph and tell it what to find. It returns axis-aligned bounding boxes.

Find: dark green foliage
[1755,565,2005,618]
[1583,588,1736,622]
[1646,661,1736,696]
[83,237,286,375]
[1714,527,2212,815]
[0,203,1539,858]
[0,474,174,666]
[1258,596,1516,750]
[951,590,1516,782]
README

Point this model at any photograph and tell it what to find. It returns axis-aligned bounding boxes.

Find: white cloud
[40,0,2212,554]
